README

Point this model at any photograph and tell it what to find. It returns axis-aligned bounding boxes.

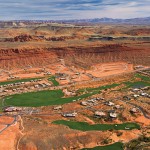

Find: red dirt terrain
[0,24,149,70]
[17,115,142,150]
[0,43,149,69]
[125,28,150,36]
[0,116,21,150]
[0,23,149,150]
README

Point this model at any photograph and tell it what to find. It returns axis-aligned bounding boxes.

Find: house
[123,96,131,101]
[134,65,144,69]
[80,101,88,106]
[132,88,140,92]
[62,112,77,117]
[109,112,117,118]
[96,97,104,101]
[34,85,39,88]
[87,99,95,103]
[4,107,21,112]
[133,94,140,98]
[71,76,76,79]
[114,105,121,109]
[3,90,8,92]
[106,101,115,106]
[55,73,66,78]
[94,111,106,117]
[36,72,41,74]
[140,92,148,96]
[63,89,76,96]
[147,95,150,98]
[75,72,80,75]
[141,86,150,90]
[130,107,139,113]
[54,105,62,110]
[44,72,51,75]
[60,78,66,80]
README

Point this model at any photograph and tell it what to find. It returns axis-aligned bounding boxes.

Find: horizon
[0,16,150,22]
[0,0,150,20]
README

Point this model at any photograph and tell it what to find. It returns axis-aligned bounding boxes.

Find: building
[34,85,39,88]
[133,94,140,98]
[75,72,80,75]
[60,78,66,80]
[54,105,62,110]
[123,96,131,101]
[114,105,121,109]
[134,65,144,69]
[141,86,150,90]
[4,107,21,112]
[130,107,139,113]
[140,92,148,96]
[62,112,77,117]
[132,88,140,92]
[109,112,117,118]
[63,89,76,96]
[106,101,115,106]
[94,111,106,117]
[96,97,104,101]
[44,72,51,75]
[80,101,88,106]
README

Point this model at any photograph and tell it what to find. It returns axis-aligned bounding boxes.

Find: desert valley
[0,21,149,150]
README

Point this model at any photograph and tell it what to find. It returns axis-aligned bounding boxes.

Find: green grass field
[4,82,120,107]
[122,73,150,88]
[48,76,59,86]
[0,77,43,86]
[135,73,150,82]
[124,81,150,88]
[117,73,150,91]
[4,89,96,107]
[78,83,120,93]
[81,142,123,150]
[53,120,140,131]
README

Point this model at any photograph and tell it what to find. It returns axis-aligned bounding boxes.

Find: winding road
[0,115,18,134]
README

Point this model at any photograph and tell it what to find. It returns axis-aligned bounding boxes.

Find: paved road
[127,102,150,119]
[0,115,18,134]
[116,98,150,120]
[137,70,150,77]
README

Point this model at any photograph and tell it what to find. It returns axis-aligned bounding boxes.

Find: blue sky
[0,0,150,20]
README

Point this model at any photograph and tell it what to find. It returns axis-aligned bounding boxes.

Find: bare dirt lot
[0,116,20,150]
[87,62,133,78]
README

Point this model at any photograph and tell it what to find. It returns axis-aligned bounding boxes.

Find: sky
[0,0,150,20]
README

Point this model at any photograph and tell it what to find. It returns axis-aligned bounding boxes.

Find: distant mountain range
[59,17,150,25]
[0,17,150,26]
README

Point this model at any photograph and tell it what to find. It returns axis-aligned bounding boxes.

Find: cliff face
[0,48,57,69]
[5,34,44,42]
[0,44,146,69]
[0,44,126,59]
[4,34,81,42]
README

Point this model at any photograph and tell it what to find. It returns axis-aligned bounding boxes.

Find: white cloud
[0,0,149,20]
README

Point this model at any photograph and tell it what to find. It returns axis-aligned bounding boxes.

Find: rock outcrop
[0,44,137,69]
